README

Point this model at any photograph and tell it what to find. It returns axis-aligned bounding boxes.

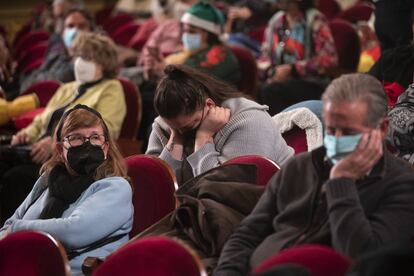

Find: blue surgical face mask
[182,32,202,51]
[63,27,78,48]
[324,132,362,164]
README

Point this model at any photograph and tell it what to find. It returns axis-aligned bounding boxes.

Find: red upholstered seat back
[16,42,48,74]
[282,126,308,155]
[126,155,176,236]
[253,244,352,276]
[111,23,140,47]
[315,0,341,20]
[102,14,134,36]
[329,19,361,74]
[337,2,375,24]
[117,77,142,139]
[14,108,45,130]
[14,31,50,60]
[93,236,204,276]
[225,155,280,186]
[21,80,61,107]
[229,46,259,99]
[0,231,69,276]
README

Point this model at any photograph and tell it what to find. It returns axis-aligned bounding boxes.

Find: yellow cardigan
[24,79,126,142]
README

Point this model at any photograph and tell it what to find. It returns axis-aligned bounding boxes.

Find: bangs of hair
[60,109,107,140]
[154,74,205,118]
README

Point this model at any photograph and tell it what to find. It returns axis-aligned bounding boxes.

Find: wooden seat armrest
[82,256,105,275]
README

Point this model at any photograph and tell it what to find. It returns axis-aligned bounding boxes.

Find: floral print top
[263,9,338,78]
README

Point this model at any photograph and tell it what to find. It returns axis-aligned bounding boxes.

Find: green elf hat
[180,0,225,35]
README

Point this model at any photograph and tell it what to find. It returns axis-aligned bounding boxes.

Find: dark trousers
[0,147,39,224]
[258,79,326,116]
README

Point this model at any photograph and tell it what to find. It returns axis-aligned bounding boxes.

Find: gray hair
[322,73,388,127]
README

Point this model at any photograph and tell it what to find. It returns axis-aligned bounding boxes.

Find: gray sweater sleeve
[326,175,414,258]
[146,121,182,172]
[214,173,280,276]
[187,110,293,176]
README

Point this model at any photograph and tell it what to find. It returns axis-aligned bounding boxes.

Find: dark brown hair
[154,64,244,118]
[40,106,128,181]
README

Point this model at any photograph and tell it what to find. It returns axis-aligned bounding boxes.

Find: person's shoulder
[100,79,122,89]
[89,176,131,193]
[60,81,79,89]
[385,152,414,175]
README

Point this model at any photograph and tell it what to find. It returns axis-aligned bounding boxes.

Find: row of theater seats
[0,230,352,276]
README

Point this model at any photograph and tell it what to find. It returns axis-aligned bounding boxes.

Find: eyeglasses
[63,134,106,148]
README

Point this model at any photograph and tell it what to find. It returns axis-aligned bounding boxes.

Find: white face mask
[74,57,96,83]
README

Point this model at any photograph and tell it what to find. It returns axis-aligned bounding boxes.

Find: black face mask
[67,142,105,175]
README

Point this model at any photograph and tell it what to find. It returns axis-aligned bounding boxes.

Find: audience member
[146,64,293,185]
[214,73,414,276]
[148,0,241,85]
[0,36,13,99]
[136,0,241,150]
[50,0,84,33]
[224,0,278,57]
[258,0,337,115]
[369,11,414,107]
[387,79,414,164]
[0,32,126,224]
[373,0,414,52]
[0,105,133,275]
[18,8,94,95]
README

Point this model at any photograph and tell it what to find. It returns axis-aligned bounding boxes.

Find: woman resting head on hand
[146,64,293,184]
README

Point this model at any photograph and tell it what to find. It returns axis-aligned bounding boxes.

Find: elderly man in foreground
[214,73,414,276]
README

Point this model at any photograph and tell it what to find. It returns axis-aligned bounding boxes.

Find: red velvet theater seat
[253,244,352,276]
[229,46,259,99]
[0,231,70,276]
[111,22,141,47]
[117,77,142,139]
[103,13,134,36]
[20,80,61,107]
[14,108,45,130]
[225,155,280,186]
[329,19,361,75]
[125,154,176,236]
[337,2,375,24]
[93,236,206,276]
[282,126,308,155]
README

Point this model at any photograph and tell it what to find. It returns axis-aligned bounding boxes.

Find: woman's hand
[143,50,165,81]
[11,130,30,146]
[195,106,230,151]
[165,127,184,160]
[31,136,53,164]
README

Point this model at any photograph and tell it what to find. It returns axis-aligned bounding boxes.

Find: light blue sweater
[0,175,134,275]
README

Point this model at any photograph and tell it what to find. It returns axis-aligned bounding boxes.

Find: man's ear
[379,117,389,139]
